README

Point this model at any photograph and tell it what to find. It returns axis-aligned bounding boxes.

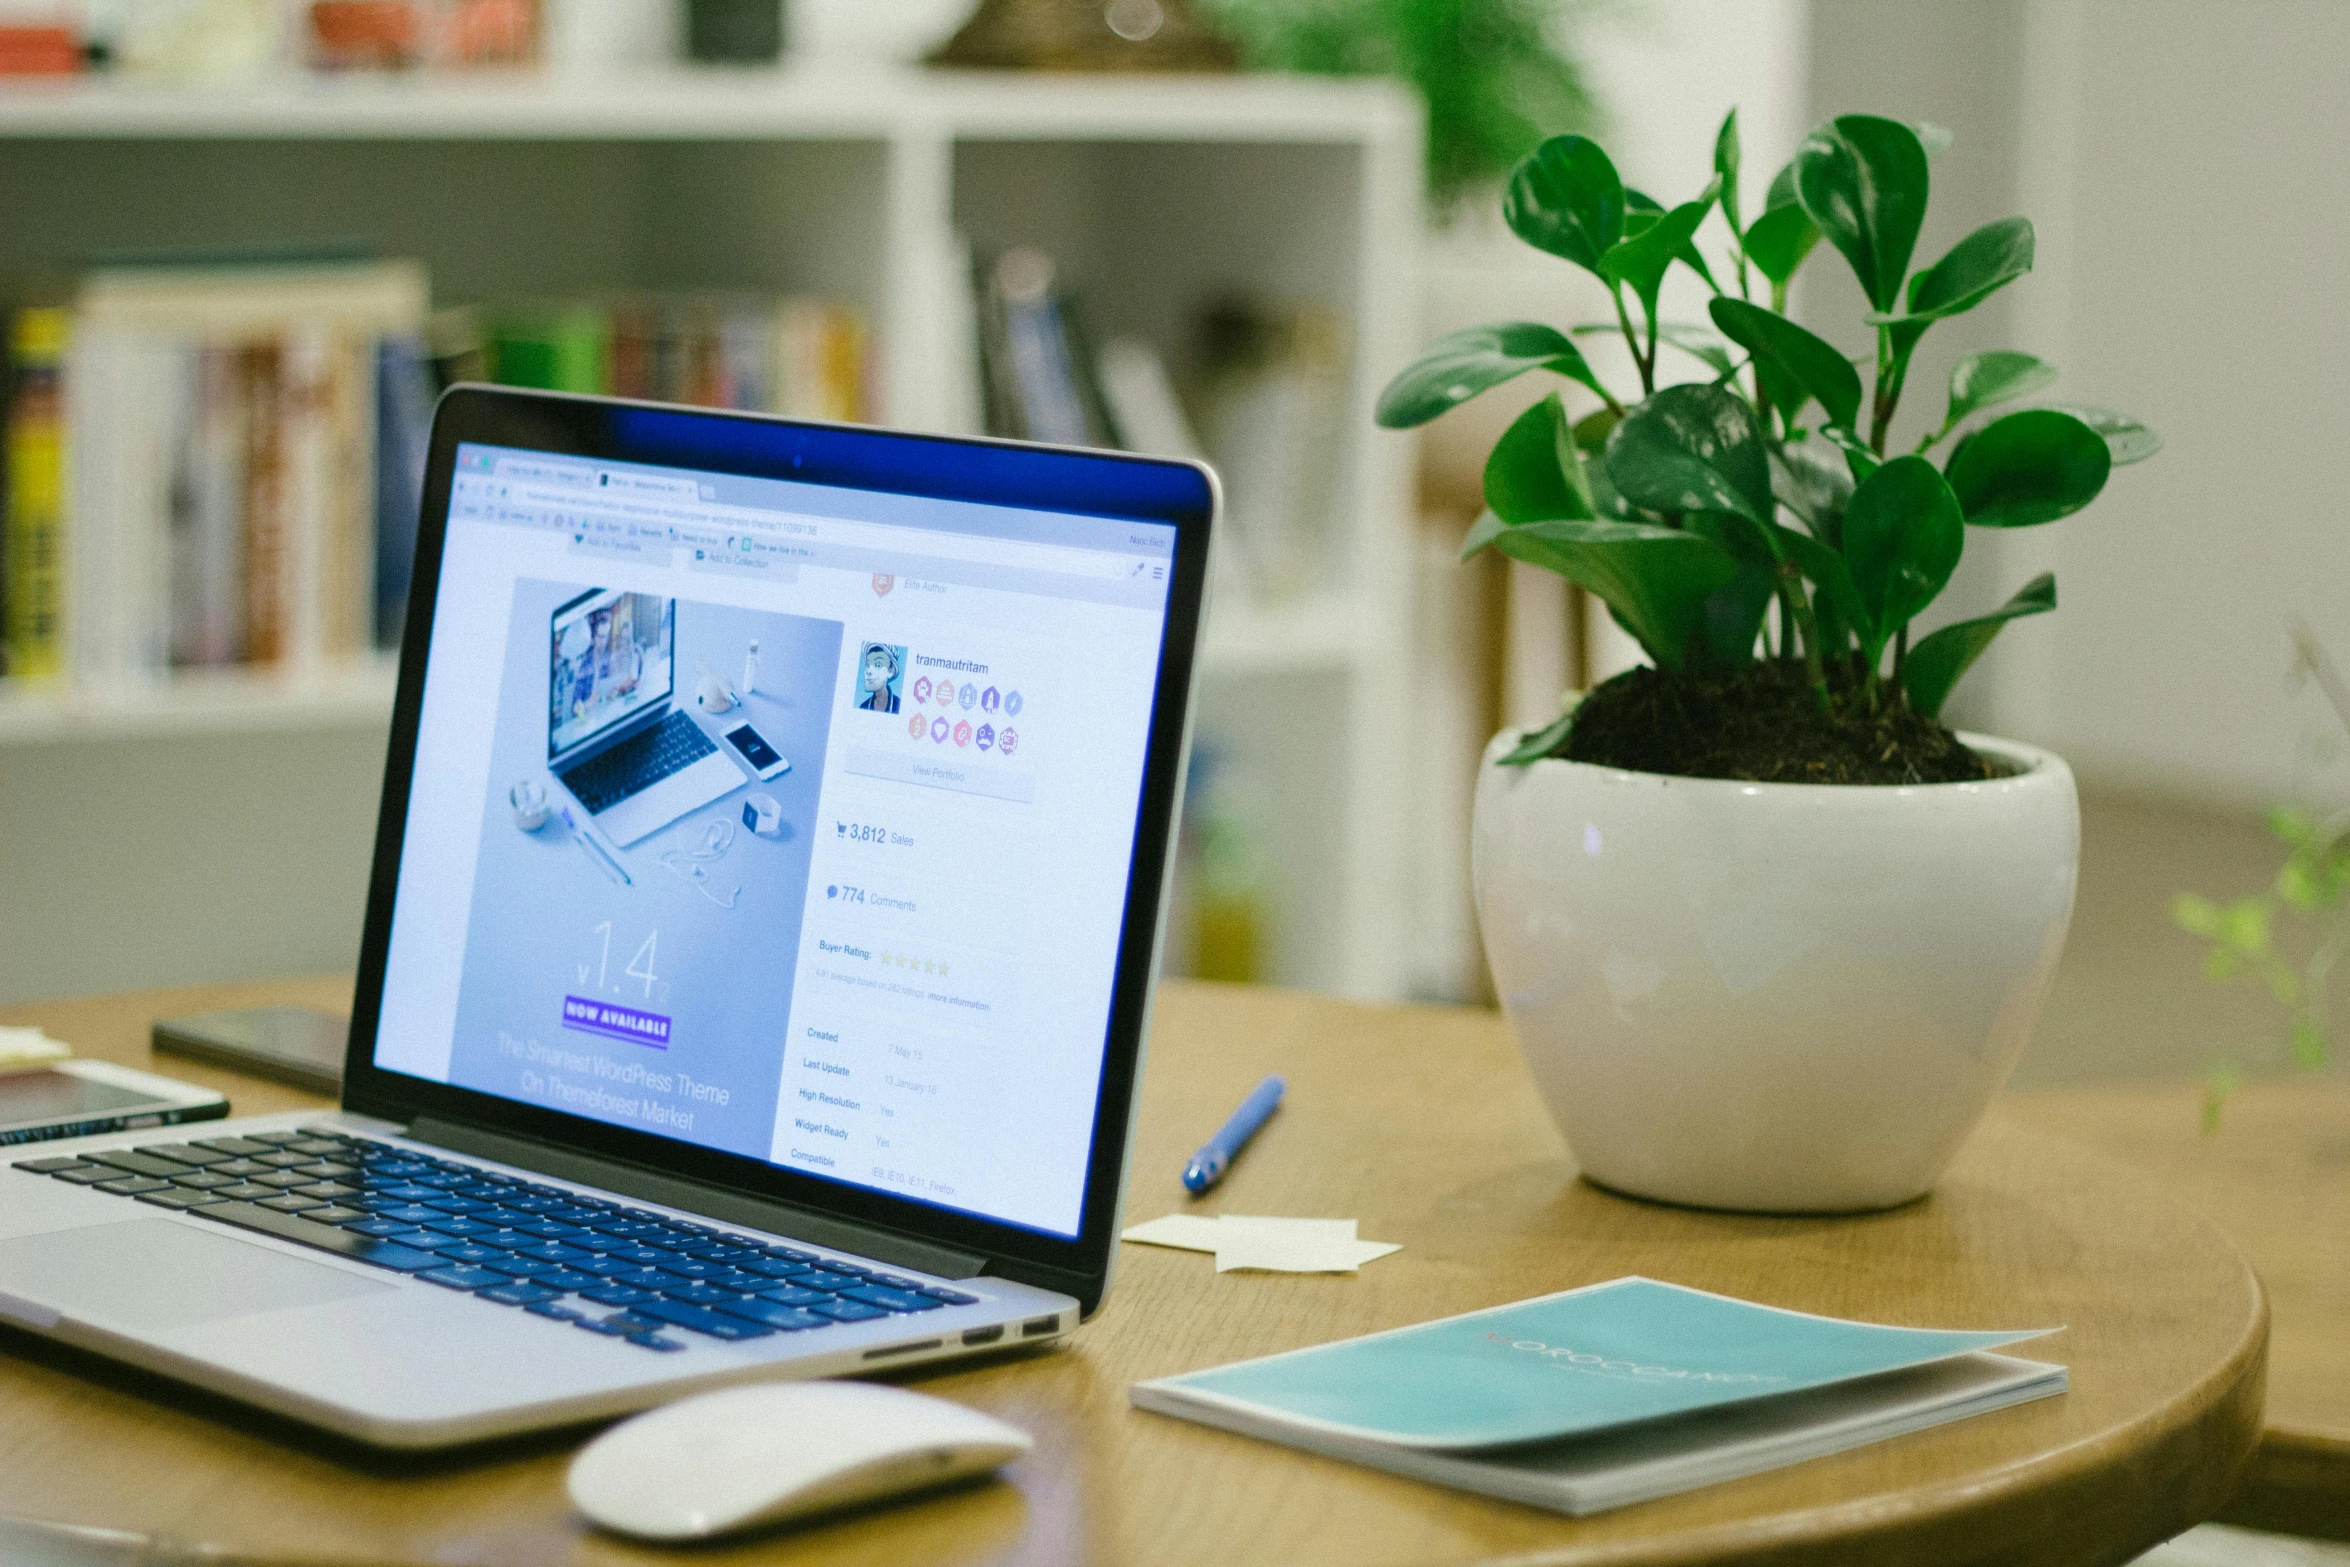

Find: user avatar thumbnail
[856,642,906,713]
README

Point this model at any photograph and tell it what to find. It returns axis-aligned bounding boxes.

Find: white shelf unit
[0,65,1421,1002]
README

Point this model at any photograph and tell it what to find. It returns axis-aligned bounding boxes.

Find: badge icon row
[905,713,1019,754]
[909,676,1022,717]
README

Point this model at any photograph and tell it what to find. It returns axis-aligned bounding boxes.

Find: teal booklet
[1130,1277,2065,1514]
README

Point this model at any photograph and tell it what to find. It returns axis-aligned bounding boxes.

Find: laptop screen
[371,439,1179,1241]
[547,588,674,760]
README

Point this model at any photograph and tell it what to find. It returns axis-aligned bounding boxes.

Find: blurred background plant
[1199,0,1603,206]
[2174,623,2350,1128]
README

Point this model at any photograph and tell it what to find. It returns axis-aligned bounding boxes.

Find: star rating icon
[877,952,949,977]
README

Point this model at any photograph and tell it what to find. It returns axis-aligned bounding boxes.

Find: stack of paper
[1122,1214,1400,1274]
[1131,1277,2066,1515]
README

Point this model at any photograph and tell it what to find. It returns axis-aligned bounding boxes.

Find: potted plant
[1378,111,2158,1212]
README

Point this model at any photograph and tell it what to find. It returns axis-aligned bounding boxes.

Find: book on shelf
[3,255,435,691]
[1132,1277,2066,1516]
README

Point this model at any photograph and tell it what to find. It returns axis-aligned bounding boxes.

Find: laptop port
[861,1340,942,1361]
[1021,1315,1060,1338]
[961,1324,1005,1346]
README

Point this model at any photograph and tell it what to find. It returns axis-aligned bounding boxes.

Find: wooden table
[2006,1078,2350,1541]
[0,978,2268,1567]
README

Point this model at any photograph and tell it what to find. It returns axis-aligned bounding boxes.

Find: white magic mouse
[568,1381,1032,1542]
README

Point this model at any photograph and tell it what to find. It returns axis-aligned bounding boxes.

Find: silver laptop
[546,586,747,848]
[0,387,1215,1448]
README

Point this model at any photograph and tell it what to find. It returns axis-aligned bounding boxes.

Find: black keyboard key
[809,1299,889,1322]
[305,1205,368,1224]
[286,1139,348,1156]
[613,1268,690,1292]
[14,1157,92,1174]
[630,1298,773,1341]
[290,1161,355,1180]
[372,1204,444,1224]
[537,1269,600,1291]
[135,1189,225,1211]
[569,1256,641,1277]
[86,1151,191,1178]
[580,1285,659,1307]
[512,1242,589,1263]
[714,1298,830,1332]
[208,1181,281,1201]
[52,1167,121,1186]
[625,1332,686,1351]
[481,1257,561,1279]
[756,1286,833,1308]
[737,1256,804,1280]
[664,1282,749,1306]
[192,1137,273,1156]
[294,1182,359,1200]
[240,1131,307,1146]
[843,1286,944,1314]
[250,1172,315,1191]
[345,1217,420,1237]
[418,1215,492,1237]
[168,1171,241,1191]
[199,1203,442,1272]
[420,1266,506,1291]
[206,1158,272,1177]
[657,1257,728,1280]
[369,1183,441,1202]
[381,1230,467,1251]
[437,1244,509,1265]
[257,1194,327,1213]
[789,1270,860,1291]
[920,1288,982,1306]
[250,1152,314,1170]
[480,1283,562,1307]
[138,1144,231,1166]
[94,1176,173,1195]
[422,1195,490,1215]
[527,1301,586,1322]
[603,1246,674,1267]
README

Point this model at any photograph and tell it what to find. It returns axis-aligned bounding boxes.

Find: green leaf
[1504,134,1625,273]
[1499,705,1579,766]
[2173,893,2224,938]
[1625,190,1721,293]
[2291,1018,2329,1068]
[1714,108,1743,238]
[1771,440,1852,547]
[1458,507,1509,562]
[1947,409,2112,527]
[1658,323,1735,376]
[1773,519,1866,647]
[1487,516,1742,672]
[1601,185,1720,321]
[1822,424,1882,481]
[1840,455,1964,658]
[1947,351,2059,427]
[1682,512,1778,666]
[1741,203,1820,287]
[1571,405,1621,454]
[1765,160,1799,211]
[1375,322,1605,428]
[1900,572,2056,718]
[1484,394,1593,523]
[1708,298,1863,431]
[1795,115,1930,314]
[2047,403,2163,465]
[2218,897,2272,955]
[1870,217,2034,325]
[1604,382,1772,526]
[1914,122,1954,157]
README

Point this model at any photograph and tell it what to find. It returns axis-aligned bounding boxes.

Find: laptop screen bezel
[343,385,1215,1312]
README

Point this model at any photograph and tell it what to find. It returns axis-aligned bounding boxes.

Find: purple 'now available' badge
[562,996,671,1049]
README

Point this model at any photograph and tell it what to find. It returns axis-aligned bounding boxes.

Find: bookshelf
[0,64,1422,1003]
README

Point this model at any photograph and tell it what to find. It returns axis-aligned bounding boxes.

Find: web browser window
[374,442,1178,1239]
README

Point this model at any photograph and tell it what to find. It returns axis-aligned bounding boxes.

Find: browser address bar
[491,480,1134,581]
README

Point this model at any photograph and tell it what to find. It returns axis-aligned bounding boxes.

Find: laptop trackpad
[0,1219,392,1331]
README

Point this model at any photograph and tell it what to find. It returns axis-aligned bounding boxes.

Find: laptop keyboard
[557,710,719,815]
[14,1129,978,1353]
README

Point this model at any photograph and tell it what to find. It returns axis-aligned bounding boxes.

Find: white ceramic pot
[1471,728,2079,1213]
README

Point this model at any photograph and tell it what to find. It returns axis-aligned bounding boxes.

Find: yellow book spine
[5,307,70,680]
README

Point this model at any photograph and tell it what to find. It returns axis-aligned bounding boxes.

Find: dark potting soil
[1557,660,1998,785]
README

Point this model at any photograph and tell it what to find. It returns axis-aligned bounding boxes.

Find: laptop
[0,387,1215,1448]
[544,585,749,848]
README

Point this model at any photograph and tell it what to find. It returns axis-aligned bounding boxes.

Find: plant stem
[1779,564,1830,711]
[1869,324,1896,456]
[1612,287,1653,397]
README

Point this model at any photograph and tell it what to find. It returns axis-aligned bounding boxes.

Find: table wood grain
[2005,1078,2350,1540]
[0,978,2268,1567]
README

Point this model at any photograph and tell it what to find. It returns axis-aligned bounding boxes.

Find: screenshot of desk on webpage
[372,443,1176,1238]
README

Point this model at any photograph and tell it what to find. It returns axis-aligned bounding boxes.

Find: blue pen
[1183,1074,1286,1195]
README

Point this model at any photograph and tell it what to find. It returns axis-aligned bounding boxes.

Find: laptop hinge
[406,1116,988,1280]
